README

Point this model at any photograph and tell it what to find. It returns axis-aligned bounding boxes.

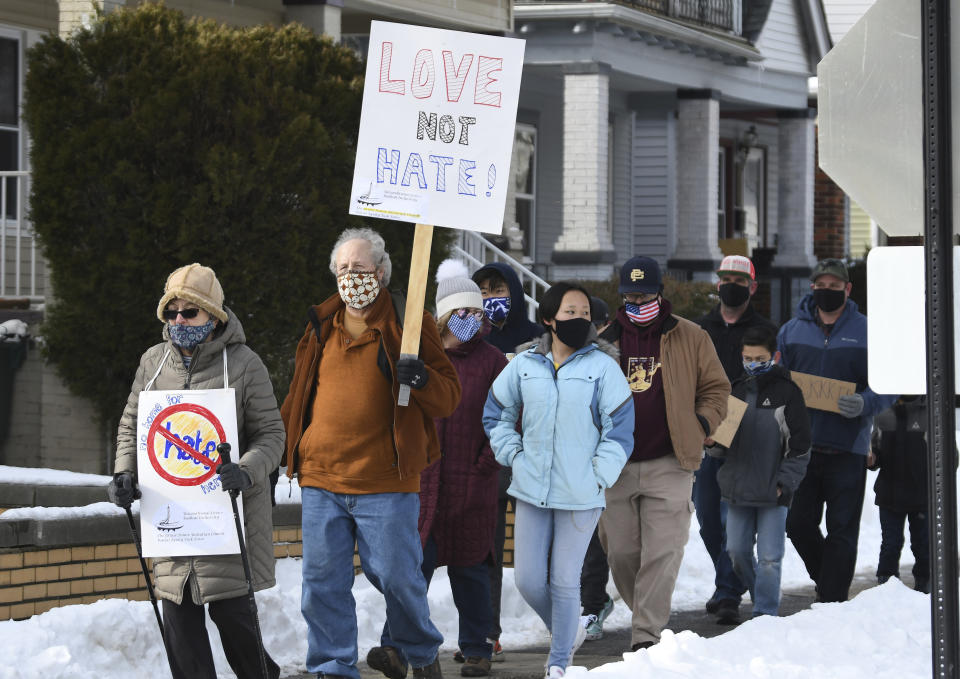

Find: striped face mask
[625,298,660,325]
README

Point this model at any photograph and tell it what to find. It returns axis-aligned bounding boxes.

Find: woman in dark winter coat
[381,260,507,678]
[869,396,930,593]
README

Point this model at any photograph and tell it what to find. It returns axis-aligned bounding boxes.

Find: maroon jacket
[419,333,507,567]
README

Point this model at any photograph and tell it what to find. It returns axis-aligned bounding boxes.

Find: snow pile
[0,465,110,486]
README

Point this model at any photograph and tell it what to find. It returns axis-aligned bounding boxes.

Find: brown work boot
[412,656,443,679]
[460,657,491,677]
[367,646,408,679]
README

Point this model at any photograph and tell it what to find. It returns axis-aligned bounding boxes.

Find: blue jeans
[785,451,866,602]
[382,534,493,659]
[513,500,601,669]
[878,507,930,580]
[726,505,788,617]
[693,455,745,603]
[301,488,443,679]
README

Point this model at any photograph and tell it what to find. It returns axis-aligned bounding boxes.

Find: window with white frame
[513,123,536,259]
[0,32,20,221]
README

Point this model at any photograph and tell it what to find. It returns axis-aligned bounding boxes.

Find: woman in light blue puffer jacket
[483,282,634,679]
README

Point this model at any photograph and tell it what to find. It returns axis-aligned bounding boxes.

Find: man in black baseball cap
[598,256,729,650]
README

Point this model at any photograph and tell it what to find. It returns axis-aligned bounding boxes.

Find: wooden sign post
[398,223,434,406]
[347,21,526,406]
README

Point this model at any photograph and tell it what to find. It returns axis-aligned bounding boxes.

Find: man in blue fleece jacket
[776,258,897,602]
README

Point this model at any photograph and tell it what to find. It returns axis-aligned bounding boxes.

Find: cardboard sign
[790,371,857,413]
[137,389,242,557]
[711,395,748,448]
[349,21,525,234]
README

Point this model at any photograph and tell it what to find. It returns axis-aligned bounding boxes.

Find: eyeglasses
[455,308,485,320]
[163,308,202,320]
[623,294,658,305]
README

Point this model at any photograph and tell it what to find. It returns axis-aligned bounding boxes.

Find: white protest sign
[867,245,960,394]
[349,21,525,234]
[137,389,242,557]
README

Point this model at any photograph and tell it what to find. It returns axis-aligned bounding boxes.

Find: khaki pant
[599,455,694,646]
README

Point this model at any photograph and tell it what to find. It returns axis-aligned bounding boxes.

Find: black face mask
[718,282,750,308]
[813,288,846,313]
[552,317,592,351]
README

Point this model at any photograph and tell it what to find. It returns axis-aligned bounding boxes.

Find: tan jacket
[115,308,285,604]
[603,313,730,471]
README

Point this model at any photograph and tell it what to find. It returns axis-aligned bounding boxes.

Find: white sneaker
[546,666,565,679]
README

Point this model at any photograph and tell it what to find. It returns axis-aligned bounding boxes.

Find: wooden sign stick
[398,223,434,406]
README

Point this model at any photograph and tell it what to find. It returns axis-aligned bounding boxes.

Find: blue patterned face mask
[447,313,483,343]
[169,320,216,350]
[483,296,510,324]
[743,358,775,376]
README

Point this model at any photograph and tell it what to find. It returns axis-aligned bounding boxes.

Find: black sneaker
[704,593,722,615]
[915,576,931,594]
[367,646,408,679]
[460,657,491,677]
[631,641,655,651]
[413,657,443,679]
[715,599,741,625]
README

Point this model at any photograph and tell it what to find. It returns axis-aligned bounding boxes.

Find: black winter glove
[107,472,140,508]
[777,484,793,507]
[397,357,429,390]
[217,462,253,492]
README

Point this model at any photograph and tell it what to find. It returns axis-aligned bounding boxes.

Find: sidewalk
[285,570,882,679]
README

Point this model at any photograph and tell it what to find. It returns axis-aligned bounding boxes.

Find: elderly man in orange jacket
[282,227,461,679]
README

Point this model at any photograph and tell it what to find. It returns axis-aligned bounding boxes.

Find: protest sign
[349,21,525,234]
[790,371,856,413]
[137,389,241,557]
[711,395,748,448]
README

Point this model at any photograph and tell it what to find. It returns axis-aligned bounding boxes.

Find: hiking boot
[915,576,931,594]
[704,592,722,615]
[489,639,504,663]
[582,596,615,641]
[715,599,741,625]
[413,657,443,679]
[460,657,491,677]
[367,646,408,679]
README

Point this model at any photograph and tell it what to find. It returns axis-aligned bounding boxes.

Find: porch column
[669,88,723,279]
[551,63,615,280]
[773,108,817,269]
[284,0,342,42]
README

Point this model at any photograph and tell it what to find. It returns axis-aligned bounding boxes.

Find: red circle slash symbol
[147,403,227,486]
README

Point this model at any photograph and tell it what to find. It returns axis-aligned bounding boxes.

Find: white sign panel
[867,246,960,394]
[137,389,242,557]
[349,21,525,234]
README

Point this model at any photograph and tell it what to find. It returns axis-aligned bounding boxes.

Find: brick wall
[0,509,518,622]
[814,132,848,260]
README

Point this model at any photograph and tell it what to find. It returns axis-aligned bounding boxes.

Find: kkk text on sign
[137,389,242,557]
[349,21,525,234]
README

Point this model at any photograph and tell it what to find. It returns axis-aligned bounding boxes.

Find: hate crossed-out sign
[137,389,242,557]
[349,21,525,234]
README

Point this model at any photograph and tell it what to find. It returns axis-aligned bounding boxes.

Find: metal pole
[921,1,960,677]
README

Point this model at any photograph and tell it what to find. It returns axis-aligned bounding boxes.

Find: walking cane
[124,504,176,675]
[217,442,271,679]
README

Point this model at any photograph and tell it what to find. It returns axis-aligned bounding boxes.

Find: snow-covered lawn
[0,468,938,678]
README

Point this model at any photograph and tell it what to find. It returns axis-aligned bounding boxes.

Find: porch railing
[453,230,550,322]
[1,171,42,303]
[515,0,741,34]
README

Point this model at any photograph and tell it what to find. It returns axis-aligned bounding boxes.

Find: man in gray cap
[598,256,729,650]
[776,258,897,603]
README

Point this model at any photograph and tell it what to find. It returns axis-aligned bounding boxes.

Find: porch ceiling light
[736,125,759,165]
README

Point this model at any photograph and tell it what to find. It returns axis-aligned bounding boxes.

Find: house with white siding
[506,0,830,324]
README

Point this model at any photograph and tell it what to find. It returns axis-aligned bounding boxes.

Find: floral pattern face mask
[168,319,216,350]
[337,271,381,310]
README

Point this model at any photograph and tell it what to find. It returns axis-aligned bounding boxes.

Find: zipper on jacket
[378,331,404,476]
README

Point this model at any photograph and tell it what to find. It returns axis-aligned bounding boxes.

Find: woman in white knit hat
[377,259,508,678]
[107,263,284,679]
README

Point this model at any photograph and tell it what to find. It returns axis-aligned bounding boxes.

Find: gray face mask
[169,320,216,349]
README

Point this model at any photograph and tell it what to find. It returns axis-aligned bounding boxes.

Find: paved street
[285,570,886,679]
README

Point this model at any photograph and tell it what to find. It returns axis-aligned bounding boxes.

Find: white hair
[328,227,392,286]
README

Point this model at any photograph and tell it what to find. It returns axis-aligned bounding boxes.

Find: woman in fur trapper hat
[107,263,284,679]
